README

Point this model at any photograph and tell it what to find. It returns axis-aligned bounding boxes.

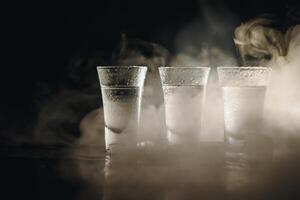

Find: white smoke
[265,25,300,132]
[234,16,287,67]
[55,12,300,200]
[234,18,300,156]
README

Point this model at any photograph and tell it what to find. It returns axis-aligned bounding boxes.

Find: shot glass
[217,67,271,145]
[97,66,147,152]
[159,67,210,145]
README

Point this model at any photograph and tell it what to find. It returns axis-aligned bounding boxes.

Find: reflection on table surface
[1,140,300,200]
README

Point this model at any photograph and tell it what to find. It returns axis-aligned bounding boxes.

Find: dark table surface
[1,140,300,200]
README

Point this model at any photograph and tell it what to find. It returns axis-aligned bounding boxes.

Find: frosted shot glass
[97,66,147,152]
[217,67,271,145]
[159,67,210,145]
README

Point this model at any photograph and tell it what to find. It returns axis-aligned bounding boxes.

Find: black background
[1,0,299,124]
[1,1,300,199]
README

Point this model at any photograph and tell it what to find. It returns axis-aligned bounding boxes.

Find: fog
[11,9,296,200]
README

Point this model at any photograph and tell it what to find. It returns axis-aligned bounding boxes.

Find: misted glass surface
[218,67,271,143]
[97,66,147,152]
[218,67,272,192]
[159,67,210,144]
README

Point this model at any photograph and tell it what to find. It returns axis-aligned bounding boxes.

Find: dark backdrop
[1,0,299,130]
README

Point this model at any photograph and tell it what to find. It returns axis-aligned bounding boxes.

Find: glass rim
[159,66,210,70]
[158,66,211,70]
[97,65,148,69]
[217,66,271,70]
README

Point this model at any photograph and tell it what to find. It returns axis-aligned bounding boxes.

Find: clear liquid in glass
[222,86,266,143]
[162,85,206,144]
[102,86,142,152]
